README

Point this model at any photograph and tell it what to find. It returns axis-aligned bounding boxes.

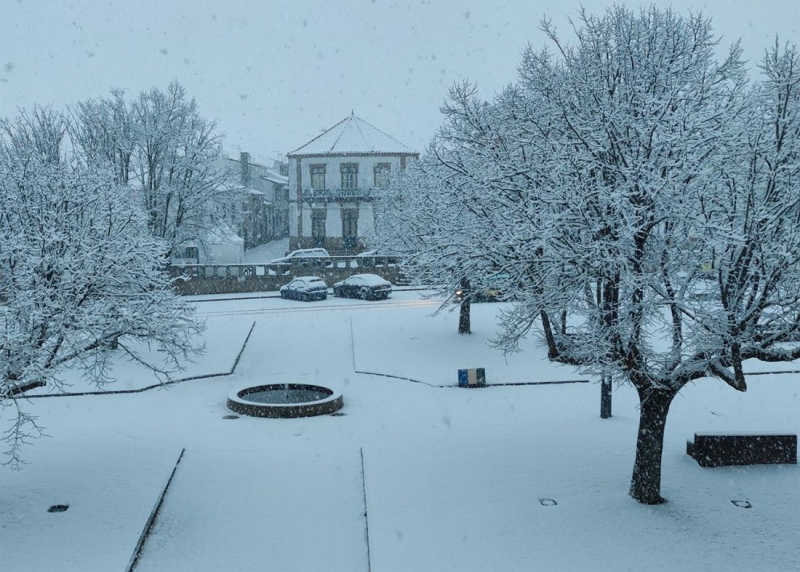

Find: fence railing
[169,256,401,295]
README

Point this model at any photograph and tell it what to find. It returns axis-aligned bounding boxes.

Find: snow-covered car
[279,276,328,301]
[271,248,330,265]
[333,274,392,300]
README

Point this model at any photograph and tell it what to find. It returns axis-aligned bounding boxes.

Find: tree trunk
[629,388,676,504]
[458,278,471,335]
[600,374,612,419]
[540,310,559,359]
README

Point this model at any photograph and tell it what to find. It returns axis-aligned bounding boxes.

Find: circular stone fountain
[227,383,343,418]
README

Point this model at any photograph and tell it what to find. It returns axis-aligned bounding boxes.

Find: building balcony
[301,188,372,201]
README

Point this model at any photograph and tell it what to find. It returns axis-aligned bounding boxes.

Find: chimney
[240,152,251,187]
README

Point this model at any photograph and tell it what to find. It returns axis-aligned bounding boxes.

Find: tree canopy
[72,81,236,258]
[376,6,800,503]
[0,107,202,465]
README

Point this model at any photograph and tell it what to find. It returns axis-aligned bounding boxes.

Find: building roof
[288,113,416,157]
[262,169,288,186]
[205,220,244,245]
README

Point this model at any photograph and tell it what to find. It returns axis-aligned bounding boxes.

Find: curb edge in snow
[20,321,256,399]
[125,447,186,572]
[354,369,590,388]
[360,447,372,572]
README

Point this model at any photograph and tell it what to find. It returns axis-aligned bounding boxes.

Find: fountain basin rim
[227,382,344,418]
[227,383,342,408]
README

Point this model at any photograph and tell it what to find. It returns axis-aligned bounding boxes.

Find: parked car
[333,274,393,300]
[271,248,330,265]
[280,276,328,301]
[454,272,508,303]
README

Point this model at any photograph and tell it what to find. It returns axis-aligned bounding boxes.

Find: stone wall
[170,256,402,296]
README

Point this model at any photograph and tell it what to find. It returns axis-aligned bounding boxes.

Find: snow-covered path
[136,446,367,572]
[0,443,181,572]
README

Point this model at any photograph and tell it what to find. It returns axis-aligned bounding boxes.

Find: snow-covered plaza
[3,292,799,571]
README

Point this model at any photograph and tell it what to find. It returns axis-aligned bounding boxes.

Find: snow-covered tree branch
[72,81,237,259]
[377,6,800,504]
[0,107,203,466]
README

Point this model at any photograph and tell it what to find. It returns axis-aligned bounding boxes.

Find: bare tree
[0,107,202,465]
[72,82,237,258]
[383,7,800,504]
[70,89,135,185]
[504,9,800,504]
[374,85,513,334]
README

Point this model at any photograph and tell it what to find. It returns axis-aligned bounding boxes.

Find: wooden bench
[687,433,797,467]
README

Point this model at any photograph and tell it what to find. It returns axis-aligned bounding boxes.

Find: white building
[225,152,289,248]
[287,113,418,253]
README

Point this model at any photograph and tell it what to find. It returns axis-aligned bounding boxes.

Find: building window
[310,164,326,190]
[311,209,326,248]
[374,163,391,188]
[342,209,358,251]
[340,163,359,189]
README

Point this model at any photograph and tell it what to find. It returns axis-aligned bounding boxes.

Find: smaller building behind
[227,152,290,249]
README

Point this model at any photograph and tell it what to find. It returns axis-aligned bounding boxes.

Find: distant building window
[374,163,391,188]
[310,164,326,190]
[340,163,359,189]
[311,209,326,248]
[342,209,359,251]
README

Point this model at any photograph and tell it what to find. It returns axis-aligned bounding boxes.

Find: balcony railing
[301,188,372,201]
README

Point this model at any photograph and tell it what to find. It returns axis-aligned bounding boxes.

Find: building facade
[287,114,418,253]
[227,152,289,249]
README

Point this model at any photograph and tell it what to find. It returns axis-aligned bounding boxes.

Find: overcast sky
[1,0,797,163]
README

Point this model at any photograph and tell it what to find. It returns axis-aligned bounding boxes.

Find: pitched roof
[262,168,288,186]
[288,113,416,157]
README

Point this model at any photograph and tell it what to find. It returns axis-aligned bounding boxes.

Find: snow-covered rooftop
[288,113,416,157]
[262,170,288,186]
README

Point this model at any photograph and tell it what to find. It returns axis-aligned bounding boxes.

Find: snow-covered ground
[2,292,798,571]
[353,302,589,385]
[25,315,256,396]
